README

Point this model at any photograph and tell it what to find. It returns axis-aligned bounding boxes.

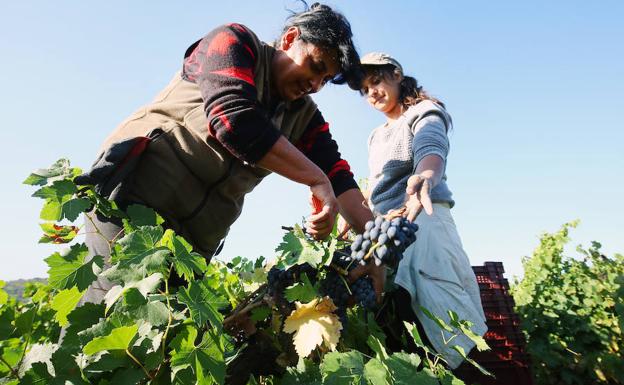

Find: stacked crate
[455,262,533,385]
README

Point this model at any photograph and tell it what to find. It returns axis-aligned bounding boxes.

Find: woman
[76,3,374,305]
[358,52,486,369]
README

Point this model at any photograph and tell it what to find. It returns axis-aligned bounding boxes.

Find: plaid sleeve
[182,23,281,164]
[296,110,359,196]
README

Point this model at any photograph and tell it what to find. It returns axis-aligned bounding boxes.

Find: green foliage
[0,159,489,385]
[512,222,624,384]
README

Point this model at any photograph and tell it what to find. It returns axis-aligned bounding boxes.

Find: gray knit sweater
[367,100,454,215]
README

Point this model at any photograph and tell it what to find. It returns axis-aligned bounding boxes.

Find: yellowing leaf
[283,297,342,358]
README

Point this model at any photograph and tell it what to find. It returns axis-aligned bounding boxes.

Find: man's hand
[347,262,386,304]
[305,182,338,240]
[404,174,434,221]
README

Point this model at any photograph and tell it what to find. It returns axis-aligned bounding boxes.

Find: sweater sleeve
[182,23,281,164]
[411,115,450,169]
[296,110,359,196]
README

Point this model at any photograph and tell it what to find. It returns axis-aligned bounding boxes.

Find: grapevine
[0,159,491,385]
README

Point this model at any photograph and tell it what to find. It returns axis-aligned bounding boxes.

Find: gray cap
[360,52,403,75]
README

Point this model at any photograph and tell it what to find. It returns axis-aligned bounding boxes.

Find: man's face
[272,27,340,101]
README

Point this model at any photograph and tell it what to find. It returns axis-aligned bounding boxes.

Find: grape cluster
[267,263,316,297]
[319,248,377,322]
[350,216,418,268]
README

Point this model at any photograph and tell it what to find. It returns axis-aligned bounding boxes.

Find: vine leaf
[319,350,365,385]
[281,358,322,385]
[385,352,423,383]
[105,226,170,283]
[32,179,90,221]
[104,273,163,314]
[283,297,342,358]
[23,158,80,186]
[177,280,228,328]
[284,273,318,303]
[45,244,102,291]
[51,286,85,326]
[276,225,326,269]
[83,324,139,355]
[162,230,208,283]
[0,280,8,306]
[363,357,389,385]
[170,325,226,385]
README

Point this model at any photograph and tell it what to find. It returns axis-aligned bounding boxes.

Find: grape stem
[126,348,153,380]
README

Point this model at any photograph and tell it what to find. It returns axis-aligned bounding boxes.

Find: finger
[308,205,331,223]
[406,175,423,195]
[405,196,422,222]
[347,264,369,283]
[420,180,434,216]
[372,271,385,304]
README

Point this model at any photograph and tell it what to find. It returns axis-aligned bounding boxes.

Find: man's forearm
[257,135,328,187]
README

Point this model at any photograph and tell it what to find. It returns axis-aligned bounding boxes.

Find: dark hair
[361,64,444,108]
[279,2,362,89]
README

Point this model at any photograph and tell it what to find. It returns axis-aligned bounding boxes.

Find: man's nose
[368,87,377,98]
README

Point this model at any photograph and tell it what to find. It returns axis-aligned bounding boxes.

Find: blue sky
[1,1,622,281]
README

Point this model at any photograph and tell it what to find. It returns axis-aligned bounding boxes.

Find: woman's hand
[305,181,338,240]
[404,174,434,221]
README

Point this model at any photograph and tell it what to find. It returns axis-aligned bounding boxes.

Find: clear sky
[1,1,622,281]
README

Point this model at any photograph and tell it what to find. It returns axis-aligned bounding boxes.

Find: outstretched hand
[404,174,434,221]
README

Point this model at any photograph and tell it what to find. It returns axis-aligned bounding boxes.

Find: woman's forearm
[414,154,445,188]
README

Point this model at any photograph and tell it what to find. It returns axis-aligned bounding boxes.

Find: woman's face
[361,70,402,115]
[273,27,340,101]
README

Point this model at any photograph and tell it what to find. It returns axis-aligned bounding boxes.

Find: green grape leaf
[20,362,64,385]
[45,244,102,291]
[320,350,365,385]
[105,226,170,283]
[83,324,139,355]
[367,335,389,361]
[126,204,163,227]
[18,343,57,377]
[281,358,322,385]
[403,321,426,349]
[385,352,422,383]
[451,345,493,377]
[38,223,79,244]
[61,302,105,348]
[276,225,326,269]
[103,273,163,314]
[284,273,318,303]
[23,158,80,186]
[108,367,146,385]
[420,307,454,333]
[250,306,271,322]
[177,280,228,328]
[363,357,389,385]
[162,230,208,282]
[15,308,36,335]
[0,280,7,306]
[170,326,226,385]
[51,286,85,326]
[0,306,16,339]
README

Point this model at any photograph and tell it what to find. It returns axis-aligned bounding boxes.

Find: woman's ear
[279,26,301,50]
